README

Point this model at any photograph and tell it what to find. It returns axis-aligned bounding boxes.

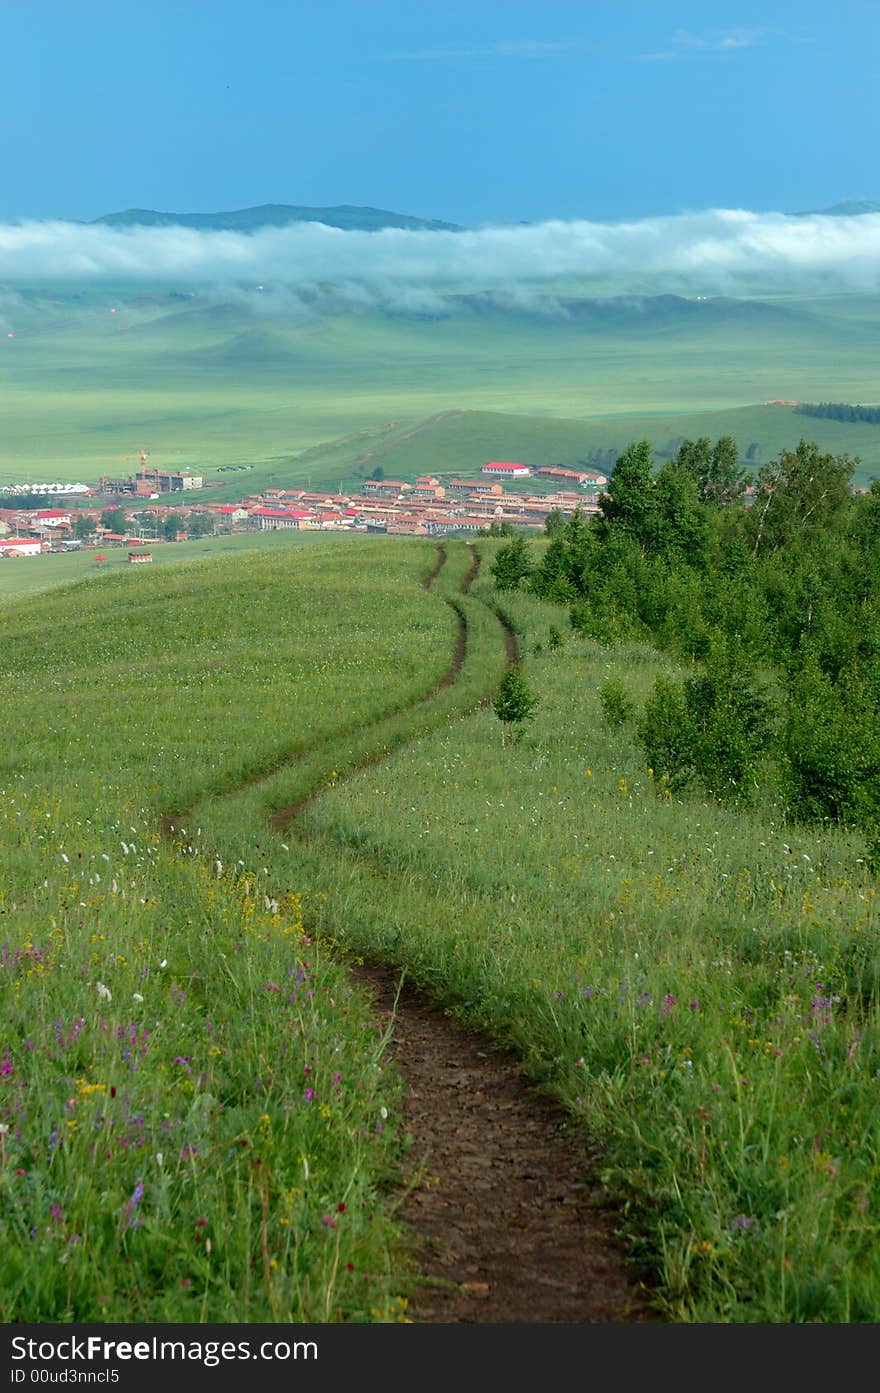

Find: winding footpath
[163,542,657,1323]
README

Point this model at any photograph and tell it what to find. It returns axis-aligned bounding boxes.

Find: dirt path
[352,963,655,1323]
[160,541,657,1322]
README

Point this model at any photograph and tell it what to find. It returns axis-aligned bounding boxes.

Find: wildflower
[133,993,144,1003]
[689,999,701,1012]
[124,1179,145,1217]
[661,994,677,1016]
[95,982,112,1003]
[0,1053,13,1077]
[321,1215,337,1229]
[304,1088,316,1102]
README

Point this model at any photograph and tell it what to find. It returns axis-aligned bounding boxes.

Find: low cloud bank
[2,209,879,300]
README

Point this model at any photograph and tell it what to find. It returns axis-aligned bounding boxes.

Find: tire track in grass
[159,541,463,840]
[161,538,655,1324]
[263,547,655,1325]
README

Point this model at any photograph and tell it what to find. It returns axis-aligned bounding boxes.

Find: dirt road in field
[163,541,657,1323]
[351,962,655,1323]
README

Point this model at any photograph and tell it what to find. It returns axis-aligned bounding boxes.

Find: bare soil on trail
[160,541,658,1323]
[352,963,658,1324]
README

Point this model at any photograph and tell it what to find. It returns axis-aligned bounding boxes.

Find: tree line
[795,402,880,424]
[491,434,880,859]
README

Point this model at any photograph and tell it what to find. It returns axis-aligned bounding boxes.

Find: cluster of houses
[0,460,609,557]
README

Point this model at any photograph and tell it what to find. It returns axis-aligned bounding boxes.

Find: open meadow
[2,284,880,495]
[2,530,878,1322]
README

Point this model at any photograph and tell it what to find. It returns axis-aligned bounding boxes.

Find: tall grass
[5,531,878,1322]
[196,543,880,1322]
[0,538,454,1321]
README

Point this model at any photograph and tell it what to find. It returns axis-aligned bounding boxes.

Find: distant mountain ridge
[795,200,880,217]
[89,204,463,233]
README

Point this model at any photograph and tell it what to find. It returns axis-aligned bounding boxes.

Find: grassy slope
[3,533,879,1321]
[0,528,346,601]
[0,538,455,1322]
[195,546,880,1321]
[2,288,879,490]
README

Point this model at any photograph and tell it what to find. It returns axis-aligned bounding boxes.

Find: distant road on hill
[88,204,464,233]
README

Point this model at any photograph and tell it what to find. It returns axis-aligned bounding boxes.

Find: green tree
[596,440,657,548]
[187,513,214,537]
[652,461,710,566]
[676,435,749,507]
[493,667,539,744]
[544,508,566,537]
[747,440,855,554]
[491,535,534,591]
[73,514,95,540]
[100,507,129,534]
[599,679,635,727]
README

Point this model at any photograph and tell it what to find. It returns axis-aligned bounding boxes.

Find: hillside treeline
[493,435,880,852]
[795,401,880,424]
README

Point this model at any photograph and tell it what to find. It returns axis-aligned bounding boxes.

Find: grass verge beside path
[0,538,459,1322]
[197,542,880,1323]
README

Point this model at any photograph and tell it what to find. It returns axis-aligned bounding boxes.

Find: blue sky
[2,0,878,225]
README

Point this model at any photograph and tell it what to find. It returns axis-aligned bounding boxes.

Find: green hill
[2,280,879,491]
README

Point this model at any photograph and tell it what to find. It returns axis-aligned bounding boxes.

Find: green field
[2,532,878,1322]
[2,283,879,493]
[0,528,345,600]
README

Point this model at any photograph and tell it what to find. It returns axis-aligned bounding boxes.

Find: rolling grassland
[2,286,879,492]
[0,540,461,1321]
[194,539,880,1322]
[2,525,879,1322]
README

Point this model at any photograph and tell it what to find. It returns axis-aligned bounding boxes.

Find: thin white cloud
[384,38,573,61]
[673,27,765,50]
[2,210,880,303]
[633,26,767,61]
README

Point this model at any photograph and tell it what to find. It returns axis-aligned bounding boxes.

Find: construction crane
[119,448,150,468]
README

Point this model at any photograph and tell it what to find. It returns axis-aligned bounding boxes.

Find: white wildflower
[95,982,112,1003]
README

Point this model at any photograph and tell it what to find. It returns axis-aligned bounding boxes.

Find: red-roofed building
[250,507,316,531]
[448,479,504,494]
[481,461,530,478]
[0,537,43,556]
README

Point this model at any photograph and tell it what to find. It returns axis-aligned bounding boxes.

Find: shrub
[598,678,636,728]
[493,666,539,743]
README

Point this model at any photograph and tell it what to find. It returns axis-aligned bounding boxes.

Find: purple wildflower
[124,1179,145,1224]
